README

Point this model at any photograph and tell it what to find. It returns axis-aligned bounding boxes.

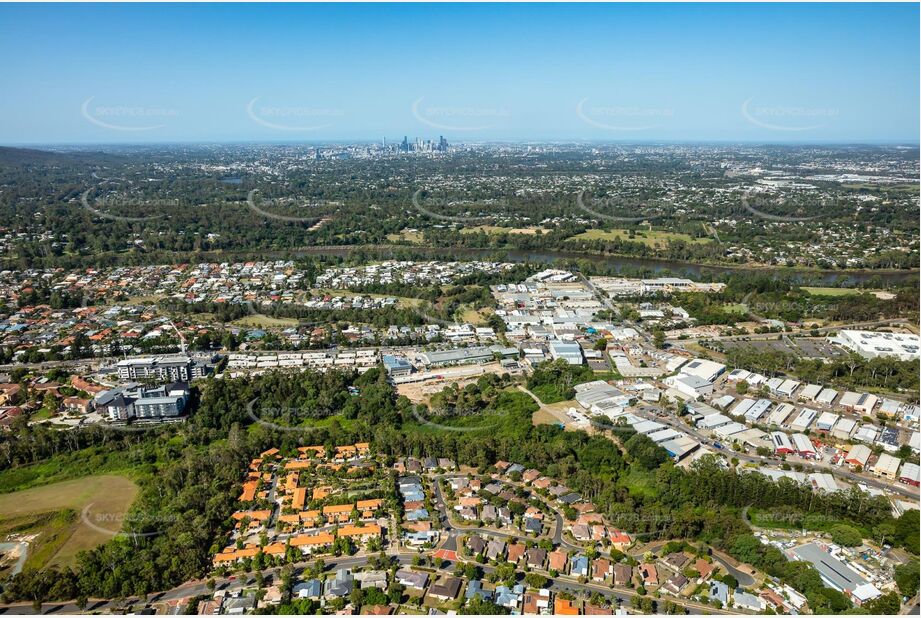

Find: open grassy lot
[0,474,138,569]
[458,307,493,325]
[459,225,549,235]
[802,286,891,299]
[386,230,425,244]
[568,228,710,247]
[231,314,300,328]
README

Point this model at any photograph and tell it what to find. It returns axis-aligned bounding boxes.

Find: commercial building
[679,358,726,383]
[419,345,517,367]
[839,392,878,415]
[816,388,839,405]
[382,354,413,378]
[871,453,901,480]
[833,330,921,361]
[95,382,190,421]
[790,433,816,458]
[789,543,871,597]
[668,374,713,399]
[898,462,920,486]
[116,355,206,382]
[548,340,584,365]
[789,408,817,432]
[831,418,857,440]
[798,384,822,401]
[815,412,839,432]
[845,445,871,469]
[771,431,794,455]
[768,403,796,427]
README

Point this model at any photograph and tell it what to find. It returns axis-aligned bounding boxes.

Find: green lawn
[801,287,877,297]
[0,475,139,569]
[568,228,710,247]
[618,469,658,499]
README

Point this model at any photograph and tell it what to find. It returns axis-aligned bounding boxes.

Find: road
[676,318,917,343]
[0,545,740,616]
[633,404,920,500]
[428,473,737,614]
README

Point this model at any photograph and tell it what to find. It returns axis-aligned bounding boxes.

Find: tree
[524,573,547,589]
[652,329,666,349]
[894,560,920,598]
[829,524,863,547]
[863,592,901,615]
[461,596,510,615]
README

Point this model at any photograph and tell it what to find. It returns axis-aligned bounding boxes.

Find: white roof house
[647,428,683,444]
[668,373,714,399]
[852,583,883,606]
[712,394,736,410]
[726,369,751,382]
[633,420,667,435]
[808,473,843,493]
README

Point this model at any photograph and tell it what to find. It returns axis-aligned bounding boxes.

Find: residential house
[592,558,612,582]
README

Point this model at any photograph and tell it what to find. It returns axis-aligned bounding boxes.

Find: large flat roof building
[833,330,920,361]
[789,543,867,594]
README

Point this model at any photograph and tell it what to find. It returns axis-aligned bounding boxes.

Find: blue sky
[0,3,918,144]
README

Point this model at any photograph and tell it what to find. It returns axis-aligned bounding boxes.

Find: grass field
[459,225,549,236]
[231,314,300,327]
[0,475,138,570]
[386,230,425,244]
[568,228,710,247]
[802,287,891,299]
[458,308,492,325]
[0,448,135,494]
[617,468,658,499]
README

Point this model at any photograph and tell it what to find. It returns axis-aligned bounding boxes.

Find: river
[284,245,918,286]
